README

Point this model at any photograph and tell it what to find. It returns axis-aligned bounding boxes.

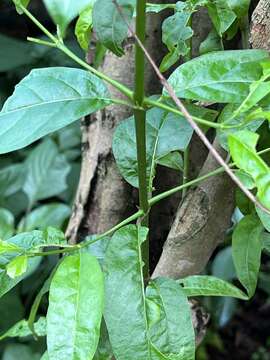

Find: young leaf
[75,4,95,51]
[0,209,14,240]
[6,255,28,279]
[0,67,112,153]
[166,50,269,103]
[232,214,263,297]
[93,0,135,56]
[43,0,91,36]
[104,225,195,360]
[18,203,71,232]
[23,139,70,206]
[47,252,104,360]
[179,275,248,299]
[160,9,193,72]
[0,240,22,255]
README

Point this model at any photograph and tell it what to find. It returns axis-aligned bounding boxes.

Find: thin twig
[113,0,270,215]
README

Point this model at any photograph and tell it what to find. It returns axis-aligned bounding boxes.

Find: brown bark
[250,0,270,50]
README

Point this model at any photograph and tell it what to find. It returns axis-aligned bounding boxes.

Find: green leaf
[41,352,49,360]
[93,0,135,56]
[146,3,175,13]
[199,29,223,55]
[227,0,251,18]
[232,214,263,297]
[104,225,195,360]
[93,320,113,360]
[12,0,30,15]
[179,275,248,299]
[47,252,104,360]
[261,232,270,254]
[0,34,32,71]
[0,240,21,255]
[206,0,236,36]
[75,4,95,51]
[6,255,28,279]
[0,317,46,340]
[2,344,40,360]
[228,130,270,207]
[256,206,270,232]
[217,104,263,150]
[156,151,183,171]
[22,139,70,206]
[43,0,91,36]
[0,209,14,240]
[160,10,193,72]
[166,50,269,103]
[113,106,194,188]
[0,164,26,198]
[212,246,236,281]
[18,203,70,232]
[0,67,112,154]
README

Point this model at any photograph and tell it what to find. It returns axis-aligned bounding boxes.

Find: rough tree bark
[250,0,270,51]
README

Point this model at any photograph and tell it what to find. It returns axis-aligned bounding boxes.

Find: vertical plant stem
[182,16,193,199]
[134,0,149,278]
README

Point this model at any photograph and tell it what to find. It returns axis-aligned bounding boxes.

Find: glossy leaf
[6,255,28,279]
[23,139,70,206]
[179,275,248,299]
[232,214,263,297]
[166,50,269,103]
[0,67,112,153]
[43,0,91,36]
[104,225,195,360]
[0,208,14,240]
[47,252,104,360]
[93,0,135,56]
[18,203,71,232]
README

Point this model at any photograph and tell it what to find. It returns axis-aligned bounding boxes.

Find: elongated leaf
[232,214,263,297]
[93,0,135,56]
[23,139,70,206]
[18,203,71,232]
[166,50,269,103]
[104,225,195,360]
[47,252,104,360]
[199,29,223,55]
[0,67,111,153]
[0,317,46,340]
[43,0,91,36]
[0,208,14,240]
[179,275,248,299]
[113,104,214,188]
